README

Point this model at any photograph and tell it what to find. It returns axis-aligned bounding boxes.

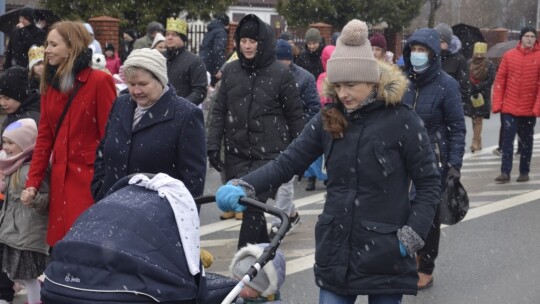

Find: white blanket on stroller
[129,173,201,275]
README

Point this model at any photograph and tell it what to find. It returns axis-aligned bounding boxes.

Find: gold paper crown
[473,42,488,54]
[28,45,44,68]
[166,17,188,37]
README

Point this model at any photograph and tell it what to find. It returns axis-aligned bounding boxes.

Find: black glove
[208,150,224,172]
[447,166,461,182]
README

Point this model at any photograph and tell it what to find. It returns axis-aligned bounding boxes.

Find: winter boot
[470,117,483,152]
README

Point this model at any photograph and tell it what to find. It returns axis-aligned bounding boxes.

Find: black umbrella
[486,40,519,58]
[451,23,486,59]
[0,7,60,34]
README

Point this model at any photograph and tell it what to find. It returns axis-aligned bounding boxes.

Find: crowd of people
[0,5,538,304]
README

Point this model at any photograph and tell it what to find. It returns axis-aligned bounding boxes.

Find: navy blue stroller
[41,174,289,304]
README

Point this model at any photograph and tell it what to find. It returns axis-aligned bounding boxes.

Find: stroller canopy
[42,181,207,303]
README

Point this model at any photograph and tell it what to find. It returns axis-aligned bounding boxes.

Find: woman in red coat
[21,21,116,246]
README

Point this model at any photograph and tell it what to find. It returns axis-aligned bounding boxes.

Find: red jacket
[26,67,116,246]
[492,41,540,116]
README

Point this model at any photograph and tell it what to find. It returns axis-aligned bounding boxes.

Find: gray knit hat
[326,19,380,84]
[305,28,321,43]
[123,48,168,87]
[435,23,453,44]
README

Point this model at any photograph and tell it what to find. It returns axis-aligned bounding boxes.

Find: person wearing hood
[492,26,540,183]
[164,17,208,105]
[133,21,164,50]
[435,23,470,104]
[206,14,304,249]
[21,21,116,247]
[151,32,166,53]
[296,28,325,78]
[3,7,46,70]
[230,243,286,303]
[84,23,103,55]
[402,27,466,290]
[0,67,41,139]
[215,19,440,303]
[200,13,230,87]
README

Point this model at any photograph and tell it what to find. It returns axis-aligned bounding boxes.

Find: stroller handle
[196,195,290,304]
[195,195,290,257]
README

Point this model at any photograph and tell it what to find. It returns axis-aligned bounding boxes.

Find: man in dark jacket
[165,17,208,105]
[206,14,304,249]
[200,13,229,87]
[435,23,470,104]
[402,27,466,290]
[296,27,325,79]
[3,7,46,70]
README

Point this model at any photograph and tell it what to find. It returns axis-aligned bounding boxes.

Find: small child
[0,119,49,304]
[104,42,121,75]
[27,45,44,91]
[230,243,286,304]
[151,32,166,53]
[0,66,41,138]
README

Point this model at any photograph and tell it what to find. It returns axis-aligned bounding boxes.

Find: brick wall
[88,16,120,55]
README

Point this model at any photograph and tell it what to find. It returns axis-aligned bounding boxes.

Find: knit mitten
[216,179,256,212]
[397,225,425,257]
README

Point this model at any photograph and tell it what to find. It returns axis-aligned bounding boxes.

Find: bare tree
[427,0,443,28]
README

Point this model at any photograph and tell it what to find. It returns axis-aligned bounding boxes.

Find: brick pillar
[227,22,238,54]
[310,22,333,46]
[386,30,402,62]
[88,16,121,54]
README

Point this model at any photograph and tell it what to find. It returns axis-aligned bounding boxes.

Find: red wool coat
[492,41,540,117]
[26,67,116,246]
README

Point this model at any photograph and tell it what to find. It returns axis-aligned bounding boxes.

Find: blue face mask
[410,52,429,68]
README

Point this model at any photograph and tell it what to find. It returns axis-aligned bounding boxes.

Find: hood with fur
[322,61,409,106]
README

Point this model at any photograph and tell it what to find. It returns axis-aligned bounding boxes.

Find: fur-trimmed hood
[322,61,409,106]
[229,243,286,298]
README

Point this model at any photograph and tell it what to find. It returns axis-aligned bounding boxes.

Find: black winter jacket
[3,24,46,69]
[92,86,207,201]
[199,19,228,76]
[295,43,325,78]
[242,62,440,295]
[402,28,466,174]
[165,47,208,105]
[206,14,304,181]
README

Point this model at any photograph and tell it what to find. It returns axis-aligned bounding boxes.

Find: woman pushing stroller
[216,19,441,304]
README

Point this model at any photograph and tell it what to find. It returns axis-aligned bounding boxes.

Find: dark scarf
[46,48,92,92]
[165,47,185,64]
[469,56,488,83]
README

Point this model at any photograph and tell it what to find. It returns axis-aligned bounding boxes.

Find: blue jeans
[319,288,403,304]
[500,114,536,175]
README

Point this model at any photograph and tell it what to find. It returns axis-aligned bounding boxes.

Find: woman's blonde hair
[41,21,92,93]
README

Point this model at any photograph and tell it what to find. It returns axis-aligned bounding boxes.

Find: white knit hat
[151,32,165,49]
[327,19,380,84]
[123,48,168,87]
[3,119,37,151]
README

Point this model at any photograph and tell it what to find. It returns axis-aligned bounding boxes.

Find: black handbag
[438,179,469,225]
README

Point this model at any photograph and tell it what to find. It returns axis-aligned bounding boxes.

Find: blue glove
[216,183,247,212]
[399,241,408,257]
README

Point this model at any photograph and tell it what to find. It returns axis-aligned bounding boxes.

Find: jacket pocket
[367,138,395,181]
[355,220,406,275]
[314,213,336,267]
